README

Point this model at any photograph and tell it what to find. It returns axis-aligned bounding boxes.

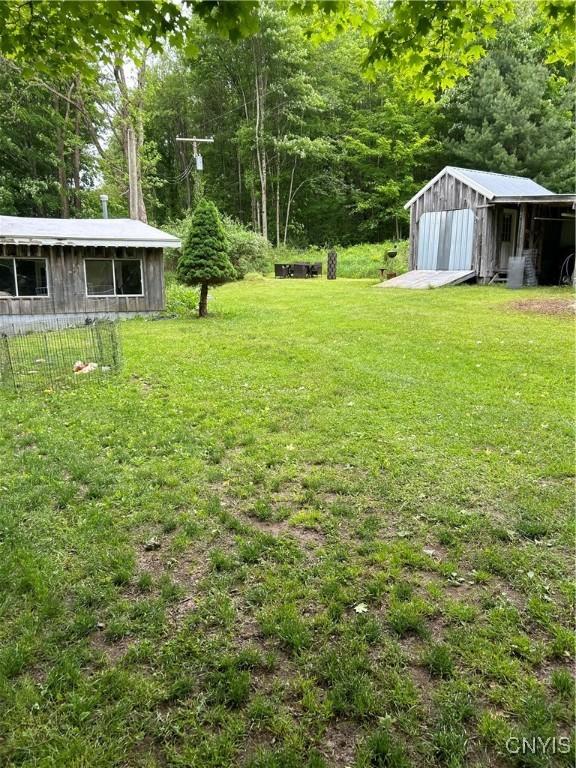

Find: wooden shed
[390,167,575,288]
[0,216,180,322]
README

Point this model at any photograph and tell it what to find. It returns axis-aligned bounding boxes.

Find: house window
[85,259,143,296]
[0,258,48,297]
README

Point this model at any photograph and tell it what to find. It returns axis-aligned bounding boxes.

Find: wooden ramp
[377,269,475,289]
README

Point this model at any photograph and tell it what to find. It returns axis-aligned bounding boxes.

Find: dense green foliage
[0,62,98,216]
[441,21,575,192]
[0,282,573,766]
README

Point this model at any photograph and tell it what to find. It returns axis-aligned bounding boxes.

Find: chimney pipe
[100,194,109,219]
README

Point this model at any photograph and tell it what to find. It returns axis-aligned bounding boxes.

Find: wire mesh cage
[0,317,122,393]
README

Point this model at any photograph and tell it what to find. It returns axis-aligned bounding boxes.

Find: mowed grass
[0,279,574,767]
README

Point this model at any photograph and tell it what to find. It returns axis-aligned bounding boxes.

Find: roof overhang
[0,216,181,249]
[490,194,576,205]
[0,236,181,248]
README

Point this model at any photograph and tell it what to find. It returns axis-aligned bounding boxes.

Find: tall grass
[273,240,409,279]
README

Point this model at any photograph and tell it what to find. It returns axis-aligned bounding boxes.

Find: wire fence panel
[0,318,122,393]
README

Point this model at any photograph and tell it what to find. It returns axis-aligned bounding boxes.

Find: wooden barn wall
[408,175,496,278]
[0,244,165,316]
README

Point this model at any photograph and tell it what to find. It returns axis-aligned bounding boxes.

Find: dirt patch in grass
[90,632,135,664]
[507,298,576,316]
[318,719,361,768]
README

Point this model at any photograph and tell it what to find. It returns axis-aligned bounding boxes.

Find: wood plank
[515,203,527,259]
[376,270,475,289]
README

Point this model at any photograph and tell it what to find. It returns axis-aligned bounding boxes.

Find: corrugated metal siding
[449,209,475,270]
[417,209,475,271]
[417,211,441,269]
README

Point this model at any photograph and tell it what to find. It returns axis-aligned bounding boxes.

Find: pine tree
[176,198,236,317]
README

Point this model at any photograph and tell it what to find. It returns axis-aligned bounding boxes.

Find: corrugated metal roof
[405,166,560,208]
[0,216,181,248]
[448,167,554,197]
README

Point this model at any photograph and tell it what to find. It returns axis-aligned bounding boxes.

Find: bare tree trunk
[114,61,147,222]
[253,43,268,242]
[283,157,297,246]
[135,59,148,223]
[198,282,209,317]
[53,94,69,218]
[237,150,243,219]
[275,150,280,247]
[73,109,82,212]
[126,126,139,219]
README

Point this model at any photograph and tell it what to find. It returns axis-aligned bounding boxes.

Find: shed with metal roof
[399,166,575,287]
[0,216,180,321]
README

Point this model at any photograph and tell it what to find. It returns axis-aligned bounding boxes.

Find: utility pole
[176,136,214,205]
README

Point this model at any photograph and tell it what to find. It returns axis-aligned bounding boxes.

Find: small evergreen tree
[176,198,236,317]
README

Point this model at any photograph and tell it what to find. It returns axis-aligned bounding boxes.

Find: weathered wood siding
[0,244,165,316]
[408,173,496,279]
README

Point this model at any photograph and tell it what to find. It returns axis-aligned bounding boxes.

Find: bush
[165,280,198,318]
[222,216,272,278]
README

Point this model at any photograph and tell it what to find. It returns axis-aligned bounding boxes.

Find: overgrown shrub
[222,216,272,278]
[165,280,198,318]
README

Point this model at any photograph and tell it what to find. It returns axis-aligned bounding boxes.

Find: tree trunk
[126,126,139,220]
[198,283,209,317]
[53,94,69,218]
[135,59,148,223]
[283,158,297,246]
[237,150,243,219]
[275,151,280,247]
[73,109,82,212]
[253,44,268,242]
[114,61,147,222]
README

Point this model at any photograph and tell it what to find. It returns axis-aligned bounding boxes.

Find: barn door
[417,209,475,271]
[498,208,517,269]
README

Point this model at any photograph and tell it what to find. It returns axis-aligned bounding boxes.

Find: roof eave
[491,194,576,204]
[0,237,181,248]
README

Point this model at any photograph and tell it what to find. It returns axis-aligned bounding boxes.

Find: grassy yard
[0,280,574,767]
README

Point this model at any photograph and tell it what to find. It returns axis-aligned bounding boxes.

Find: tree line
[0,1,573,246]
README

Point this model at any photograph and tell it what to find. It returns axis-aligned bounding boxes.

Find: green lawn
[1,280,574,768]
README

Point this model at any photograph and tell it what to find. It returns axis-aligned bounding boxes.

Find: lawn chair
[274,263,289,279]
[310,262,322,277]
[291,263,310,279]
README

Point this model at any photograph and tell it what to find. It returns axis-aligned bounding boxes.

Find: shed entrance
[417,209,475,271]
[498,208,517,270]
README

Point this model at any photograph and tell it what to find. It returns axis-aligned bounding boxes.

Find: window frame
[84,257,144,298]
[0,257,50,299]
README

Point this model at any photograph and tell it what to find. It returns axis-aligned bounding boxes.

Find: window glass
[0,259,16,296]
[114,260,142,295]
[15,259,48,296]
[85,260,114,295]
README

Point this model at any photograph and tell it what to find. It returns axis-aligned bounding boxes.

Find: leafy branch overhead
[0,1,573,91]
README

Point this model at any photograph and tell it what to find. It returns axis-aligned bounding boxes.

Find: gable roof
[405,166,556,208]
[0,216,181,248]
